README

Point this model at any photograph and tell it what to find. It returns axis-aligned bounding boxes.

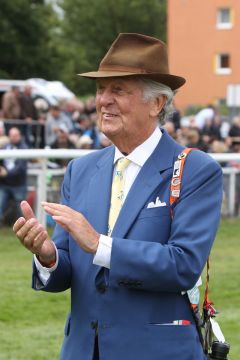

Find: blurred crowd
[0,85,112,157]
[0,86,240,224]
[164,106,240,162]
[1,86,240,163]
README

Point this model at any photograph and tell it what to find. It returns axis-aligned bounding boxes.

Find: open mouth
[102,112,119,119]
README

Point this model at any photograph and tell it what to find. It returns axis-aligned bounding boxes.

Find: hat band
[99,64,149,74]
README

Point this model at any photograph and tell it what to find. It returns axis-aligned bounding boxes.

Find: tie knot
[116,157,131,172]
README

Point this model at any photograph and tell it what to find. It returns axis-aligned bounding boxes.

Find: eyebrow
[96,78,131,86]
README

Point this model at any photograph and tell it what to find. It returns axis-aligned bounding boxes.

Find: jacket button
[91,321,98,330]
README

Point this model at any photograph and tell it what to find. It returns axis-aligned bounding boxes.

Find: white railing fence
[0,149,239,226]
[0,149,93,226]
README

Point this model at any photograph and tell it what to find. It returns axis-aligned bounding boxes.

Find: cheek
[95,95,101,112]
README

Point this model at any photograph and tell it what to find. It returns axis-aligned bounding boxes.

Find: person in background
[228,116,240,139]
[0,121,9,149]
[194,105,216,129]
[76,134,94,149]
[210,140,228,156]
[50,124,76,167]
[201,113,222,151]
[2,86,21,135]
[186,127,209,152]
[167,105,181,130]
[19,85,38,147]
[19,85,38,121]
[2,86,21,121]
[0,127,28,226]
[163,121,177,140]
[85,96,96,115]
[227,137,240,215]
[45,105,74,146]
[225,116,240,151]
[99,132,112,148]
[72,113,100,149]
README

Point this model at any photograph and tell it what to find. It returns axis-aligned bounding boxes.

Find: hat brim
[78,71,186,90]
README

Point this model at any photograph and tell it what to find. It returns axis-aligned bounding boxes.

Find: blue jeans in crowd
[0,185,27,223]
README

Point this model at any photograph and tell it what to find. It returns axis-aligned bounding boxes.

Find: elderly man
[13,33,222,360]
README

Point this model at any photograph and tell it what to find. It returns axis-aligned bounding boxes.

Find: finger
[13,217,26,233]
[42,205,64,217]
[24,223,45,244]
[52,216,69,230]
[31,229,48,254]
[41,202,61,209]
[16,218,38,242]
[21,222,44,250]
[41,202,70,213]
[21,201,36,220]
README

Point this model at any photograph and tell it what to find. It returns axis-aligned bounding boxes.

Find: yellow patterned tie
[108,158,131,236]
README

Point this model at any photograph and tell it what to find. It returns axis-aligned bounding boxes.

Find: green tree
[0,0,61,79]
[0,0,167,96]
[58,0,167,94]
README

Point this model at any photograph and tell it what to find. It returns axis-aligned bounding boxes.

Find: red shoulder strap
[170,148,215,321]
[170,147,193,209]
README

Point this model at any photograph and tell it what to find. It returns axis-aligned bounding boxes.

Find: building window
[216,8,233,29]
[215,54,231,75]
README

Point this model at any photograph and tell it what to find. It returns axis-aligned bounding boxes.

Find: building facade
[168,0,240,112]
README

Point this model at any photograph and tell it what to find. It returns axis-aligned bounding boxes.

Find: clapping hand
[13,201,56,266]
[41,202,100,254]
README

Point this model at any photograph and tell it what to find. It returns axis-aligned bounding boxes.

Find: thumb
[21,200,36,220]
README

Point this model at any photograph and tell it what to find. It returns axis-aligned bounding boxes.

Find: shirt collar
[114,127,162,167]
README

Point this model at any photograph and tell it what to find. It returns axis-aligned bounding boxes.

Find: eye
[96,86,104,94]
[113,87,125,94]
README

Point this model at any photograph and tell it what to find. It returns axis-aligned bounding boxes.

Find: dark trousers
[0,184,27,222]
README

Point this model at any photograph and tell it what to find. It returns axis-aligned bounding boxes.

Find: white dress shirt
[35,127,162,283]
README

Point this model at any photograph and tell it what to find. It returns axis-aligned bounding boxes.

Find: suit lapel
[111,130,180,238]
[86,146,115,235]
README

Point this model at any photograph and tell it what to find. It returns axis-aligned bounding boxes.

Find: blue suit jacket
[33,130,223,360]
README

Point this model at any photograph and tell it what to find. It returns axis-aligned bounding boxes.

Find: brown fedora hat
[78,33,186,90]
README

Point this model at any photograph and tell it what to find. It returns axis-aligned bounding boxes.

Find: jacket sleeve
[109,154,223,293]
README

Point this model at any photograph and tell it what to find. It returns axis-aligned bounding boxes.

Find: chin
[101,126,121,140]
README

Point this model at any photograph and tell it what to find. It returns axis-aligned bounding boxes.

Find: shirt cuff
[93,234,112,269]
[33,243,59,285]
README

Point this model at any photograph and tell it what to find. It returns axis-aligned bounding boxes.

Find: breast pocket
[138,206,170,219]
[128,206,171,244]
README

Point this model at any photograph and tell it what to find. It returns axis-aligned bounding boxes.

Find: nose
[97,88,115,108]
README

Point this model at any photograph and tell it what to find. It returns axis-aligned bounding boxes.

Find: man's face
[9,128,21,144]
[12,87,20,96]
[50,108,60,118]
[95,77,159,147]
[56,129,69,143]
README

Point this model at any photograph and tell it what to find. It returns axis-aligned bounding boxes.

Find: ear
[149,95,166,118]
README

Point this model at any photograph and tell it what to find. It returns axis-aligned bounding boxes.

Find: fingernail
[29,218,36,225]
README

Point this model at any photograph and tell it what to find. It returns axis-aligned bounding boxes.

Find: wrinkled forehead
[96,76,141,87]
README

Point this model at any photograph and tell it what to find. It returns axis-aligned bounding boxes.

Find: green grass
[203,218,240,359]
[0,219,239,359]
[0,228,70,360]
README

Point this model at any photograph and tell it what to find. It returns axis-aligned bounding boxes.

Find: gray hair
[137,77,176,124]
